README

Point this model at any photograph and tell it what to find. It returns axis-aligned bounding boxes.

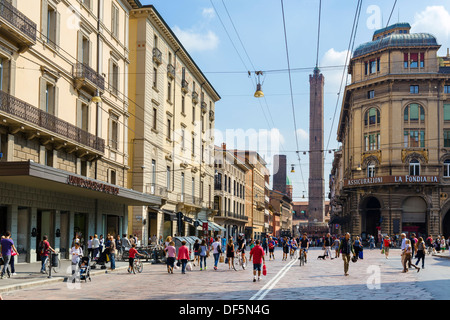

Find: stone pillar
[7,134,14,162]
[69,212,75,248]
[28,208,37,263]
[380,209,390,235]
[54,210,60,252]
[7,205,18,265]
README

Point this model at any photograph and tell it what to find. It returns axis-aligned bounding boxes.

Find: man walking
[249,240,265,282]
[323,233,333,259]
[400,233,409,268]
[338,233,355,276]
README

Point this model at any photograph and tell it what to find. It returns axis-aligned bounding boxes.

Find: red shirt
[129,247,138,259]
[383,239,390,247]
[177,245,190,260]
[250,245,265,265]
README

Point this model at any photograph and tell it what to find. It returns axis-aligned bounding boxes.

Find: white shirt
[92,238,100,249]
[88,239,92,249]
[401,238,406,250]
[70,246,83,264]
[211,241,221,254]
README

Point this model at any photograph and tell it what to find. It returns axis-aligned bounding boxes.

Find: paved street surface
[2,247,450,300]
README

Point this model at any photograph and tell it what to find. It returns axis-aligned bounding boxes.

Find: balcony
[181,79,189,93]
[201,101,207,114]
[0,0,36,52]
[167,64,175,79]
[153,47,162,65]
[178,193,201,207]
[209,110,215,121]
[73,63,105,94]
[0,91,105,153]
[192,91,199,104]
[146,183,168,198]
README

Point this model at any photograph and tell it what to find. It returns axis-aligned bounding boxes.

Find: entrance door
[107,215,119,237]
[443,211,450,239]
[402,197,427,238]
[0,206,7,236]
[362,197,381,242]
[36,210,54,261]
[74,213,87,249]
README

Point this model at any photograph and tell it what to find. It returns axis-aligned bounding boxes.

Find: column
[7,205,18,264]
[28,208,37,263]
[54,210,61,252]
[69,211,75,249]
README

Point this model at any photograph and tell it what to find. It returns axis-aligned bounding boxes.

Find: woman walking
[199,239,208,271]
[353,236,363,260]
[226,238,235,269]
[415,237,426,269]
[70,241,83,282]
[402,239,420,273]
[87,236,93,260]
[193,239,200,267]
[383,236,391,259]
[164,241,176,274]
[177,240,190,274]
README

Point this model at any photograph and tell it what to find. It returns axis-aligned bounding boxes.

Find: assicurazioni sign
[67,175,119,195]
[344,175,439,188]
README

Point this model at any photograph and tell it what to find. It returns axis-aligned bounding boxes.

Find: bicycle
[44,252,60,274]
[133,256,143,273]
[233,251,247,270]
[290,247,298,260]
[299,249,306,266]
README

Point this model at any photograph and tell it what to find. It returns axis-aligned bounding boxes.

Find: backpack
[38,241,45,254]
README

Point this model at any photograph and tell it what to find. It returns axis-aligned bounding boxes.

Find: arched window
[364,108,380,126]
[444,159,450,177]
[409,159,420,176]
[404,103,425,122]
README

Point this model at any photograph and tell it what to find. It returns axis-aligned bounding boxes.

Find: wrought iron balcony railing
[74,63,105,91]
[146,183,168,198]
[0,90,105,152]
[0,0,36,43]
[192,91,199,104]
[167,64,175,79]
[152,47,162,65]
[181,79,189,93]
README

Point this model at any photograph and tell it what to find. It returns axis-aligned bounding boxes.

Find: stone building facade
[0,0,160,262]
[331,23,450,241]
[127,5,221,243]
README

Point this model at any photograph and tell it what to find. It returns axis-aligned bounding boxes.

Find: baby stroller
[92,250,108,269]
[79,256,91,282]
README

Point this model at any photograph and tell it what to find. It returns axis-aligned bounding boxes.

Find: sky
[140,0,450,201]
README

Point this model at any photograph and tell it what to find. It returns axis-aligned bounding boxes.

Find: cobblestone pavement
[2,247,450,300]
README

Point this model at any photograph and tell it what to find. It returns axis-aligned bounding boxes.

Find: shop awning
[0,161,161,206]
[196,219,225,232]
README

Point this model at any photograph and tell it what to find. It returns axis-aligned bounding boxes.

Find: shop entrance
[74,212,87,249]
[443,210,450,239]
[0,206,7,236]
[36,210,54,261]
[106,215,119,237]
[402,197,427,239]
[361,197,381,242]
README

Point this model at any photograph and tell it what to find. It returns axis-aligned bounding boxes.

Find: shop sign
[344,175,439,187]
[67,175,120,195]
[183,216,193,223]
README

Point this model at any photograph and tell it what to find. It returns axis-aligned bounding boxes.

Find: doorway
[36,210,54,261]
[443,210,450,239]
[361,197,381,242]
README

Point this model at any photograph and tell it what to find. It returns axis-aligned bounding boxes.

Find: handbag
[176,260,181,267]
[225,257,228,264]
[219,255,224,263]
[262,264,267,276]
[358,250,364,259]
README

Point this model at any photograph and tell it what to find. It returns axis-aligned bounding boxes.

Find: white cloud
[172,26,219,52]
[202,8,215,20]
[411,6,450,55]
[296,128,308,141]
[320,48,351,94]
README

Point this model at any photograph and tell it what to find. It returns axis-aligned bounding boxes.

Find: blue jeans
[1,255,10,276]
[200,255,207,269]
[109,253,115,270]
[181,259,188,273]
[213,253,220,267]
[40,255,48,272]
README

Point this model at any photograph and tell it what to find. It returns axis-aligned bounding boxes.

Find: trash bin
[51,252,59,267]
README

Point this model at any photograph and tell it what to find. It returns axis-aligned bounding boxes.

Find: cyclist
[128,243,145,274]
[236,234,247,265]
[299,233,310,263]
[290,238,298,259]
